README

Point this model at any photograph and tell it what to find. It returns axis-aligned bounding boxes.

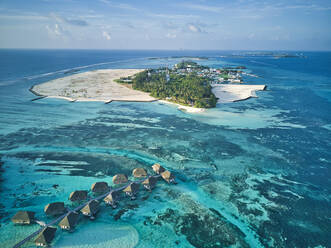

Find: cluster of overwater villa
[11,163,176,247]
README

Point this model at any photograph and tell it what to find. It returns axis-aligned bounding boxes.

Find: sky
[0,0,330,50]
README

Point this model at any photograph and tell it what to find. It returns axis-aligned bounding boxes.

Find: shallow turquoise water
[0,50,330,248]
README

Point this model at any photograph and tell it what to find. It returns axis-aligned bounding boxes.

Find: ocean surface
[0,49,330,248]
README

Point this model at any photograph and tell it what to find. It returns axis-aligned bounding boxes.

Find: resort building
[80,200,99,218]
[35,226,57,247]
[58,212,79,230]
[152,163,165,174]
[161,170,176,184]
[44,202,66,216]
[112,174,128,184]
[142,176,158,191]
[104,190,121,208]
[69,190,88,202]
[91,182,109,194]
[132,168,147,178]
[11,211,35,225]
[123,182,140,200]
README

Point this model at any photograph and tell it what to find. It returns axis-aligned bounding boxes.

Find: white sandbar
[212,84,266,103]
[31,69,156,102]
[158,100,205,113]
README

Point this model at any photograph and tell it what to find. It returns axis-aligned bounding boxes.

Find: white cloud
[234,14,263,20]
[49,13,88,27]
[99,0,138,11]
[188,24,199,32]
[46,23,63,37]
[0,14,47,21]
[187,23,205,33]
[147,13,199,19]
[178,3,223,13]
[102,31,111,40]
[54,24,61,35]
[49,13,62,23]
[166,33,177,39]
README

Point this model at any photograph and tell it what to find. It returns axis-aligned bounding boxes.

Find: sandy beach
[31,69,156,102]
[158,100,205,113]
[31,69,266,113]
[212,84,266,103]
[31,69,206,113]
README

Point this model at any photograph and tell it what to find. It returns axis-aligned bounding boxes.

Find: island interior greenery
[116,61,218,108]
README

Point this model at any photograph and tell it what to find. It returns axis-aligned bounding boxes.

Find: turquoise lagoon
[0,50,330,248]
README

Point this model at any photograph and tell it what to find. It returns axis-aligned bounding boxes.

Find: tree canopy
[130,69,217,108]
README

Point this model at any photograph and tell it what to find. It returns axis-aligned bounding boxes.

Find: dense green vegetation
[219,73,229,80]
[176,61,208,70]
[127,69,217,108]
[115,61,220,108]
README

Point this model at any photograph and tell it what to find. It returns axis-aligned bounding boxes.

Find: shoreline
[30,69,156,103]
[158,100,205,113]
[30,69,266,113]
[31,95,159,103]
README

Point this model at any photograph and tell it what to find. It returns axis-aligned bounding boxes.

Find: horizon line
[0,48,330,52]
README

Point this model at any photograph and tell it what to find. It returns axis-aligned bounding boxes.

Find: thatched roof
[91,182,109,193]
[80,200,99,216]
[123,182,140,194]
[44,202,66,216]
[112,174,128,184]
[69,190,88,202]
[11,211,35,224]
[59,212,79,229]
[142,176,158,188]
[132,168,147,178]
[35,226,57,246]
[104,190,121,203]
[152,163,165,174]
[161,170,174,183]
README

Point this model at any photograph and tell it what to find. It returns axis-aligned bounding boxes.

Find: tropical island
[30,61,266,113]
[115,61,217,108]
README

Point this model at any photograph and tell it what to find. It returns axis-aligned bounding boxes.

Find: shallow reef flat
[31,69,156,102]
[1,98,330,248]
[1,51,331,248]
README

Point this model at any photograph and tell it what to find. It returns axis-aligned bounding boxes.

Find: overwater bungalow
[35,226,57,247]
[11,211,35,225]
[123,182,140,200]
[112,174,128,184]
[161,170,176,184]
[58,212,79,231]
[44,202,66,216]
[152,163,165,174]
[142,176,158,191]
[132,168,147,178]
[91,182,109,194]
[104,190,121,208]
[69,190,88,202]
[80,200,99,218]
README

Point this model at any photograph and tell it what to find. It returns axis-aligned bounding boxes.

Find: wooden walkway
[12,175,160,248]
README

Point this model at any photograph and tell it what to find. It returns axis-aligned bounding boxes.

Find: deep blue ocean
[0,50,330,248]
